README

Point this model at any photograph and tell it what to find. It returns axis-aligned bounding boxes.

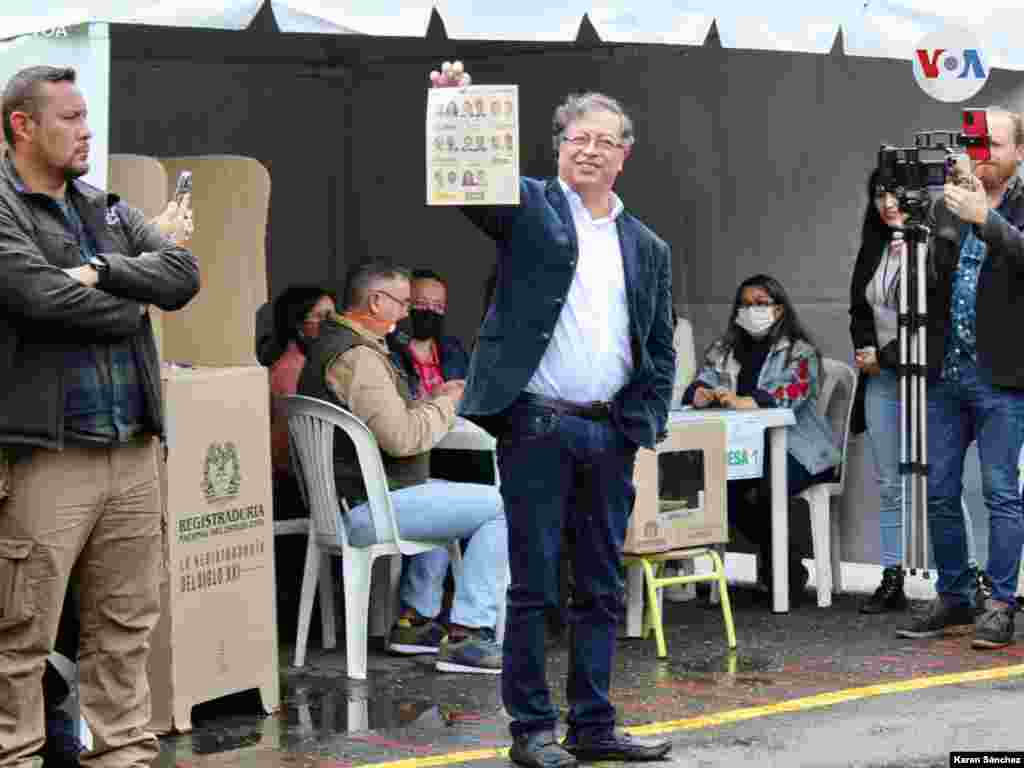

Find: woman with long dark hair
[850,171,981,613]
[683,274,839,602]
[269,285,337,483]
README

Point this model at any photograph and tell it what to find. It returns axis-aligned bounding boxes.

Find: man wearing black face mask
[390,270,469,399]
[389,270,490,485]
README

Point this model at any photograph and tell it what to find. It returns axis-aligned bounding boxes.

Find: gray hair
[343,261,411,310]
[551,92,635,155]
[2,65,76,148]
[986,105,1024,147]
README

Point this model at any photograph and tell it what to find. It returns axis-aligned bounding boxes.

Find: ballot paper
[426,85,520,206]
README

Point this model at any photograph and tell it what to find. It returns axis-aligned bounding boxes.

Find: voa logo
[913,27,989,103]
[31,26,69,38]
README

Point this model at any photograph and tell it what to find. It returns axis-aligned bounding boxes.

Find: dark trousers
[496,397,637,739]
[727,451,833,573]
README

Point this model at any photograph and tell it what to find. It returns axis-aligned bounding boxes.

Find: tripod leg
[897,231,915,574]
[916,237,930,578]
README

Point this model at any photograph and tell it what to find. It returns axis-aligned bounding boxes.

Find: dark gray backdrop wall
[344,44,702,358]
[343,44,1024,567]
[108,23,1024,565]
[110,33,354,303]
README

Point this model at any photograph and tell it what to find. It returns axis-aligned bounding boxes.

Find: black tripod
[892,216,931,577]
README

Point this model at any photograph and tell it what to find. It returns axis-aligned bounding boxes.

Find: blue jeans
[927,362,1024,606]
[346,480,507,629]
[865,369,977,569]
[496,397,637,739]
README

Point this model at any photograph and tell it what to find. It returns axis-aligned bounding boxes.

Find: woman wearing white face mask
[683,274,840,603]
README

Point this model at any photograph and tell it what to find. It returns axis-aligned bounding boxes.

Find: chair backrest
[285,395,404,550]
[672,317,697,408]
[817,358,858,492]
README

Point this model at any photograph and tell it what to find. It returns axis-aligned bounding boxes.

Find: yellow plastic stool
[623,547,736,658]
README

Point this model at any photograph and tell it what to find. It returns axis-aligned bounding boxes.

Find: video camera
[877,108,991,216]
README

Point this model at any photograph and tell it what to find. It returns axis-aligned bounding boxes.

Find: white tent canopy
[4,0,1024,69]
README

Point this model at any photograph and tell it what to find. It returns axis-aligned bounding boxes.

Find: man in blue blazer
[431,65,676,767]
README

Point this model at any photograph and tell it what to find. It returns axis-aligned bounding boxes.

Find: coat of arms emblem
[202,442,241,501]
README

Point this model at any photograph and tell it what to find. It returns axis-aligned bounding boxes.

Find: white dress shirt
[525,179,634,403]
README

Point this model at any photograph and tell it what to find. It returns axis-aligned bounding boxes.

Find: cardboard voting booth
[148,366,279,733]
[109,154,279,732]
[623,420,728,555]
[160,155,270,367]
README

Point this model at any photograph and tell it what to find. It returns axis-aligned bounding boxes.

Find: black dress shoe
[509,730,577,768]
[563,729,671,762]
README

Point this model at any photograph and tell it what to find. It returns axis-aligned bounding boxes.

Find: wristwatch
[86,255,109,282]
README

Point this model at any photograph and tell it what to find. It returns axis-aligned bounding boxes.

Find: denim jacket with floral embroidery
[695,337,840,476]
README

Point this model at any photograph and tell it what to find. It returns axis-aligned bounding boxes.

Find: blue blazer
[460,177,676,450]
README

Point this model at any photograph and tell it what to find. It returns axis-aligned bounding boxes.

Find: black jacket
[0,152,200,449]
[848,227,903,434]
[925,176,1024,388]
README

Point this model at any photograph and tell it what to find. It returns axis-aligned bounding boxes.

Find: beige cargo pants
[0,439,162,767]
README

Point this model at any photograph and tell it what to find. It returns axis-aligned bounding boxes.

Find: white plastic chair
[285,394,462,679]
[797,358,858,608]
[671,317,696,409]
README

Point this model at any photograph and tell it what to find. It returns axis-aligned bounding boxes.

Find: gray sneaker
[388,618,446,655]
[895,597,974,638]
[973,599,1016,649]
[435,628,502,675]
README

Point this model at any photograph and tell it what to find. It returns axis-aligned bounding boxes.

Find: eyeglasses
[412,299,447,314]
[372,289,411,310]
[740,301,777,308]
[562,133,625,153]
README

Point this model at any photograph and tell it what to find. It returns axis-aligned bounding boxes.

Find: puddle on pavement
[157,673,506,763]
[157,652,789,763]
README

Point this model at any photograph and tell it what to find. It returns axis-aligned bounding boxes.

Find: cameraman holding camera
[896,107,1024,648]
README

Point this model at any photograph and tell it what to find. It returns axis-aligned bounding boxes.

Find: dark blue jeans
[496,397,637,739]
[928,362,1024,606]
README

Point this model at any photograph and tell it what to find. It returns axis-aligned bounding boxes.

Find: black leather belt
[519,392,613,422]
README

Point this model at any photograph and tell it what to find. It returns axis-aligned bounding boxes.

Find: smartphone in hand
[174,170,193,204]
[962,108,990,163]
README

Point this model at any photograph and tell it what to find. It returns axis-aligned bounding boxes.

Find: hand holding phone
[152,173,194,245]
[174,170,193,204]
[951,155,976,189]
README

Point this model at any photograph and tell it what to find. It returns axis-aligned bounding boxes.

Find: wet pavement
[153,586,1024,768]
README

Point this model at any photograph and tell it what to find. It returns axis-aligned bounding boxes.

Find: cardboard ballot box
[623,420,728,555]
[147,365,280,733]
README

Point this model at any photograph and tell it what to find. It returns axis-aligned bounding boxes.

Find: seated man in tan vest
[297,262,507,674]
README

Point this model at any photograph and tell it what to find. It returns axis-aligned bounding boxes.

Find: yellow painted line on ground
[628,663,1024,736]
[359,664,1024,768]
